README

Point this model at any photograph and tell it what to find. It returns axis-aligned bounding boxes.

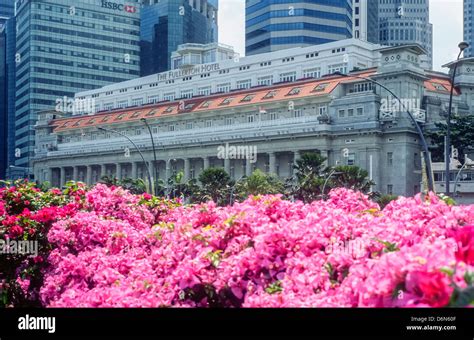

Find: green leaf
[265,281,283,294]
[464,271,474,285]
[452,286,474,307]
[439,267,455,277]
[373,238,400,253]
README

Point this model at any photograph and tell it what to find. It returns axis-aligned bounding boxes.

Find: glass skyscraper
[245,0,353,56]
[0,27,7,179]
[140,0,218,76]
[378,0,433,69]
[4,17,17,179]
[13,0,141,177]
[0,0,15,28]
[352,0,378,44]
[464,0,474,57]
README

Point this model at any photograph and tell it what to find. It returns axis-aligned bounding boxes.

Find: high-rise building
[12,0,141,178]
[245,0,353,56]
[352,0,378,43]
[0,0,15,28]
[378,0,432,69]
[140,0,218,76]
[464,0,474,57]
[4,17,17,179]
[0,27,7,179]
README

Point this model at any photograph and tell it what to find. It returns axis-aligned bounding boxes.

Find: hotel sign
[158,63,221,81]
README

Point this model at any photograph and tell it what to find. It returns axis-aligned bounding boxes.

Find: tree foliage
[428,114,474,163]
[234,169,285,200]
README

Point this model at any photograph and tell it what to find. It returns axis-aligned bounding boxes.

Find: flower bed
[1,181,473,307]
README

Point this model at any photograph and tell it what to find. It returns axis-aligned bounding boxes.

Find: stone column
[203,156,210,169]
[116,163,122,180]
[72,166,78,182]
[246,159,252,177]
[46,168,53,183]
[294,150,301,165]
[184,158,191,181]
[86,166,92,185]
[100,164,106,179]
[148,161,155,181]
[268,152,276,174]
[131,162,138,179]
[60,167,66,187]
[165,160,171,181]
[224,158,231,174]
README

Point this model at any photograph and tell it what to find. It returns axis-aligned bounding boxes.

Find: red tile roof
[50,70,458,133]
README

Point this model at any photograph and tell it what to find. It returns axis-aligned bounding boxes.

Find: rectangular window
[236,79,252,89]
[131,98,143,107]
[168,125,175,132]
[347,153,355,165]
[293,109,303,118]
[387,184,393,195]
[269,112,278,120]
[353,82,374,93]
[303,67,321,78]
[148,95,160,104]
[225,117,233,125]
[216,83,231,93]
[180,90,194,99]
[163,93,175,101]
[247,115,255,123]
[279,72,296,82]
[338,109,345,118]
[387,152,393,166]
[257,76,273,86]
[205,120,213,128]
[117,100,128,109]
[348,109,354,117]
[186,122,193,130]
[357,107,364,116]
[198,87,211,96]
[319,106,327,116]
[328,63,348,75]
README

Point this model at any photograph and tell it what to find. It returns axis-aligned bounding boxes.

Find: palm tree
[291,152,327,202]
[328,165,374,193]
[198,167,233,205]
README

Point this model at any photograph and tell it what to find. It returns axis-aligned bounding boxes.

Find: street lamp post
[141,118,159,195]
[333,71,435,192]
[453,155,473,197]
[445,42,469,195]
[97,126,153,193]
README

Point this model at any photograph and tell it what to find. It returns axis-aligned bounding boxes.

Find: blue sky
[218,0,464,72]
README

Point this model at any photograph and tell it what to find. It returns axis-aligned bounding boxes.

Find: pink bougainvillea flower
[452,225,474,265]
[405,270,453,307]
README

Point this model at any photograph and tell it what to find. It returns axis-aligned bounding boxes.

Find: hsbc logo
[101,1,136,13]
[124,5,136,13]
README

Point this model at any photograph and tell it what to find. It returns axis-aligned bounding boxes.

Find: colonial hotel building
[32,39,474,197]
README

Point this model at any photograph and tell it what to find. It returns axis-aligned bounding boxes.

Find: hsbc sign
[101,1,137,13]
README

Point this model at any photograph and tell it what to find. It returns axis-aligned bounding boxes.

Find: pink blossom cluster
[40,185,474,307]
